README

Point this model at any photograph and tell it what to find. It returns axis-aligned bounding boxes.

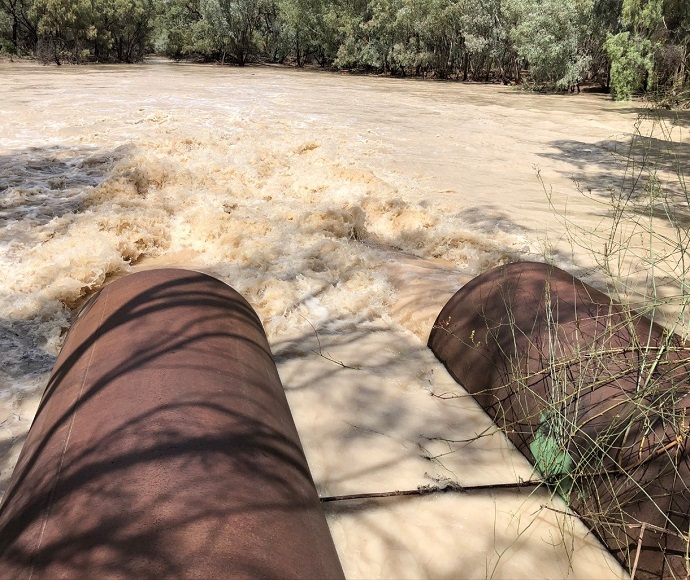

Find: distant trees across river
[1,0,689,102]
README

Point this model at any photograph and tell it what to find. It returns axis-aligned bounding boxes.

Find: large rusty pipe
[428,262,690,579]
[0,269,344,579]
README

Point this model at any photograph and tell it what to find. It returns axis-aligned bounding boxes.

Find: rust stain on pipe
[428,261,690,579]
[0,269,344,579]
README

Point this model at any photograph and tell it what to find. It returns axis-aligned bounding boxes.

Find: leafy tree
[200,0,270,64]
[653,0,690,93]
[330,0,371,69]
[311,0,346,65]
[605,30,653,98]
[275,0,323,66]
[2,0,687,102]
[507,0,593,90]
[411,0,466,79]
[335,0,409,73]
[30,0,155,62]
[0,0,37,53]
[91,0,156,61]
[588,0,624,88]
[460,0,513,82]
[153,0,204,59]
[604,0,662,98]
[0,9,12,51]
[32,0,92,63]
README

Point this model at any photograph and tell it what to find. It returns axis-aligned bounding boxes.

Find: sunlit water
[0,59,653,577]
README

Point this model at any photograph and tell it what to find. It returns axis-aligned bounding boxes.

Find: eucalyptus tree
[275,0,342,66]
[408,0,466,78]
[458,0,513,81]
[91,0,156,61]
[153,0,203,59]
[200,0,272,64]
[3,0,685,101]
[331,0,375,69]
[670,0,690,89]
[31,0,92,63]
[29,0,155,62]
[0,0,37,52]
[334,0,409,72]
[275,0,323,66]
[604,0,661,98]
[647,0,690,93]
[588,0,623,87]
[507,0,593,90]
[333,0,468,78]
[309,0,342,65]
[0,8,11,51]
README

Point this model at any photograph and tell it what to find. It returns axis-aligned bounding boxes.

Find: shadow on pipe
[0,268,344,579]
[429,261,690,579]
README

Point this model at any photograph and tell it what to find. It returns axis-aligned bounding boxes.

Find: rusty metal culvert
[429,261,690,579]
[0,268,344,579]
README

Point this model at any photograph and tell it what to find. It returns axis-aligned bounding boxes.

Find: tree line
[1,0,688,101]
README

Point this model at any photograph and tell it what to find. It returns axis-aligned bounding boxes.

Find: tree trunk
[54,39,61,65]
[296,35,303,67]
[11,16,17,50]
[473,55,483,80]
[606,61,611,90]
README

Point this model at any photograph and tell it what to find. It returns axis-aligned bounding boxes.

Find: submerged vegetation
[0,0,689,101]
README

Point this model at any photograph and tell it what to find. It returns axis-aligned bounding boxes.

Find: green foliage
[32,0,91,62]
[621,0,663,33]
[507,0,592,90]
[586,0,623,83]
[0,9,13,52]
[334,0,406,72]
[200,0,269,64]
[29,0,154,62]
[275,0,327,66]
[0,0,38,54]
[412,0,466,79]
[96,0,156,61]
[605,0,690,100]
[605,31,653,99]
[153,0,203,59]
[459,0,511,80]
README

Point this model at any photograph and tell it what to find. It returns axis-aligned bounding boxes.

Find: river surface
[1,59,673,578]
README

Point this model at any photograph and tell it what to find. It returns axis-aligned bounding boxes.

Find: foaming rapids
[1,122,524,370]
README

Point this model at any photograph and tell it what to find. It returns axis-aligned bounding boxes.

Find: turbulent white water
[0,59,654,577]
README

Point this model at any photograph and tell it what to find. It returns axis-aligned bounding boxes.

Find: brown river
[3,58,680,578]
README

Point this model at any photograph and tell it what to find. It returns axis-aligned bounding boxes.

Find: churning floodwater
[0,59,654,577]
